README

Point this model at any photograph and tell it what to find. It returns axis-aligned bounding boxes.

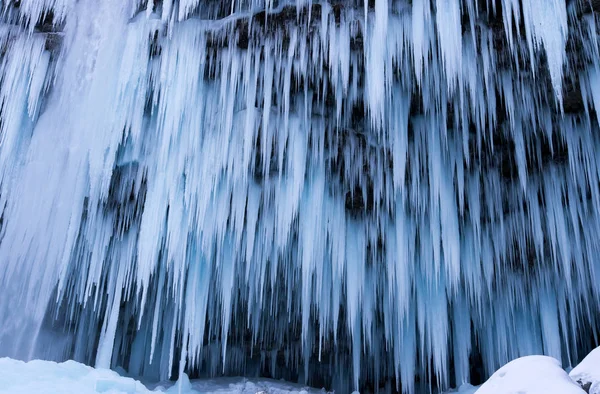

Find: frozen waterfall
[0,0,600,392]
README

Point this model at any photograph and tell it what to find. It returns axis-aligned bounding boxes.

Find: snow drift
[0,357,327,394]
[569,347,600,394]
[475,356,585,394]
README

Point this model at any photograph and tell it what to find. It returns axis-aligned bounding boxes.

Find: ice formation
[0,0,600,392]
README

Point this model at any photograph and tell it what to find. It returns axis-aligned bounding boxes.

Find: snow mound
[475,356,585,394]
[570,347,600,394]
[0,358,152,394]
[0,358,326,394]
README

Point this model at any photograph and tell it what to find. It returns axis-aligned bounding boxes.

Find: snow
[0,358,327,394]
[2,354,600,394]
[475,356,585,394]
[0,358,153,394]
[570,347,600,394]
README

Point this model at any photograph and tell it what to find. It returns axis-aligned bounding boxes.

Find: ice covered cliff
[0,0,600,392]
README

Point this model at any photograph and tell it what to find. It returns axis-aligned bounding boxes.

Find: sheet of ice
[0,358,327,394]
[569,347,600,394]
[475,356,585,394]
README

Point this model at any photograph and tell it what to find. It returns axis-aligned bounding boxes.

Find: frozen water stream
[0,0,599,392]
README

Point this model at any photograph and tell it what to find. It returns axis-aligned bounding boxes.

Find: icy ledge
[0,358,328,394]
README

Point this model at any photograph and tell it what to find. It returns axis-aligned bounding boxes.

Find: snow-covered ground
[0,358,328,394]
[475,356,585,394]
[1,349,599,394]
[569,347,600,394]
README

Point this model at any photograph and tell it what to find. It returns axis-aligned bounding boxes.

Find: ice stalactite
[1,0,600,393]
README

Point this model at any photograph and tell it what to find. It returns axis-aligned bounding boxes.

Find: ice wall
[0,0,600,392]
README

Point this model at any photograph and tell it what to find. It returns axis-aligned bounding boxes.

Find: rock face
[476,356,585,394]
[570,347,600,394]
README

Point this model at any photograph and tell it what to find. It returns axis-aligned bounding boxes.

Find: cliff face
[0,0,599,393]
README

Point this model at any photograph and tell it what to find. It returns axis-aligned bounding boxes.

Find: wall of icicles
[1,0,600,392]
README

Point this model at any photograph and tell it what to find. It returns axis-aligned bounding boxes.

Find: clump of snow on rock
[570,347,600,394]
[475,356,585,394]
[0,358,328,394]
